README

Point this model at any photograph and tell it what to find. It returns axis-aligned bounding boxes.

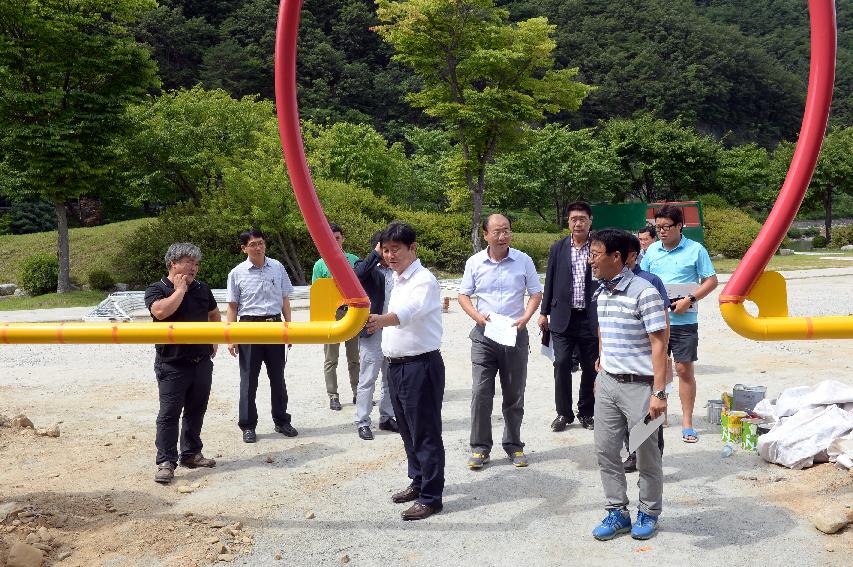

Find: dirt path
[1,270,852,566]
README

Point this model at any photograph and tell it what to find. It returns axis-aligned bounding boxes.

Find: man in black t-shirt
[144,243,221,484]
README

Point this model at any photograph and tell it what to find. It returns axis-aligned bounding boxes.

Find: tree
[0,0,160,292]
[488,125,624,227]
[772,127,853,242]
[114,86,274,206]
[716,143,773,211]
[598,116,721,202]
[302,121,412,201]
[375,0,591,251]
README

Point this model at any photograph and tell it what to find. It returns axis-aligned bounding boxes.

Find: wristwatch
[687,294,697,305]
[652,390,668,400]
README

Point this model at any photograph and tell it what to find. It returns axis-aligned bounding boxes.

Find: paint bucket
[722,410,748,443]
[706,400,725,425]
[732,384,767,411]
[741,418,762,451]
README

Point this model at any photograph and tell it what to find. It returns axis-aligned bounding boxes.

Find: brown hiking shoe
[179,453,216,469]
[155,462,176,484]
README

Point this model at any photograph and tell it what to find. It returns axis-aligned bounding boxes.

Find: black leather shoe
[623,452,637,473]
[579,416,595,430]
[391,485,420,504]
[401,502,441,521]
[274,423,298,437]
[358,426,374,440]
[378,418,400,433]
[550,415,573,432]
[329,397,342,411]
[242,429,257,443]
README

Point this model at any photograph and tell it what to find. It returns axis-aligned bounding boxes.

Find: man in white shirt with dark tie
[366,221,445,521]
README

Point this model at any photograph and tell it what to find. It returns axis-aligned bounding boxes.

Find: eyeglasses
[488,229,512,237]
[589,250,608,261]
[245,241,265,248]
[655,223,677,232]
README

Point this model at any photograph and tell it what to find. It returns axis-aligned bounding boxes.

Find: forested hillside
[133,0,851,145]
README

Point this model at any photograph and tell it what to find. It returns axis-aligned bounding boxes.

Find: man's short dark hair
[590,228,631,265]
[329,223,344,235]
[638,225,657,239]
[655,204,683,226]
[627,233,641,256]
[482,213,512,232]
[381,221,416,247]
[370,230,383,249]
[239,228,265,246]
[567,201,593,218]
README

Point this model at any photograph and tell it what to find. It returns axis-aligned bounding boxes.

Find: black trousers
[238,343,291,430]
[552,312,598,419]
[155,357,213,465]
[387,350,445,509]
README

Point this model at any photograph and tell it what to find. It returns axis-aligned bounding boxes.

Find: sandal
[682,428,699,443]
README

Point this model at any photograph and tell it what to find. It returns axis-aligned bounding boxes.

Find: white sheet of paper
[540,342,555,361]
[483,313,517,347]
[628,413,666,453]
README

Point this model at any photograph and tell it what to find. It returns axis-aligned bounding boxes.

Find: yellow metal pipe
[1,306,369,345]
[720,302,853,341]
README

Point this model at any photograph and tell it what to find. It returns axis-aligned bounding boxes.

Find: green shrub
[120,179,473,288]
[703,206,762,258]
[87,269,115,291]
[18,253,59,295]
[510,216,560,234]
[10,201,56,234]
[697,194,730,209]
[813,234,828,248]
[0,213,11,236]
[829,225,853,248]
[802,226,821,237]
[512,232,561,270]
[786,227,803,239]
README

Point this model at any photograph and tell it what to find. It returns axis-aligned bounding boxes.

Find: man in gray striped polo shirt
[588,229,668,541]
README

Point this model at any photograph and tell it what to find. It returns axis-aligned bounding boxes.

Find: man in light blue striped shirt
[588,229,668,542]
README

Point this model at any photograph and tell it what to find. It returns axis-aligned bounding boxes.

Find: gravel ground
[1,268,852,566]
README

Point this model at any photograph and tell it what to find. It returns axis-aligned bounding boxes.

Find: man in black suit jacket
[538,202,598,432]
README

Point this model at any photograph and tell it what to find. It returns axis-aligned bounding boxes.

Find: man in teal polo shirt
[640,205,717,443]
[312,222,361,411]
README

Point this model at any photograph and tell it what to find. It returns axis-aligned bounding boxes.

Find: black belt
[606,371,653,384]
[240,314,282,322]
[572,308,587,315]
[385,350,438,365]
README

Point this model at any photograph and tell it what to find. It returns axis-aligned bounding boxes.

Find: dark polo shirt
[144,277,217,364]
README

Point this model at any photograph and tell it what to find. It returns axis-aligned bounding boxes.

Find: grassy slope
[0,218,153,286]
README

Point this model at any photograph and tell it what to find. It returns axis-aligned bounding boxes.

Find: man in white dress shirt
[366,221,445,521]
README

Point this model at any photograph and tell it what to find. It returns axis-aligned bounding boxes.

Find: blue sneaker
[592,509,632,540]
[631,511,659,539]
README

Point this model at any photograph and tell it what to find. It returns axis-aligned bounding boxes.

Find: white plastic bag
[757,404,853,469]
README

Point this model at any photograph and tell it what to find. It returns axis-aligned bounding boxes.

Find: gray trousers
[355,330,394,427]
[594,371,663,516]
[469,325,529,455]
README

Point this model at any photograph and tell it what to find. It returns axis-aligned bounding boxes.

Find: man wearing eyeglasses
[226,228,297,444]
[539,201,599,432]
[640,205,718,444]
[458,214,543,469]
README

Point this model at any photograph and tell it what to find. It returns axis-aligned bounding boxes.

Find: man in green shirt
[312,223,361,411]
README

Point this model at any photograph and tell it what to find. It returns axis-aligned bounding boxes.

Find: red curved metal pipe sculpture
[720,0,836,305]
[275,0,368,309]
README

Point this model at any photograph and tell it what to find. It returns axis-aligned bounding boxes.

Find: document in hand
[483,313,517,347]
[628,413,665,453]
